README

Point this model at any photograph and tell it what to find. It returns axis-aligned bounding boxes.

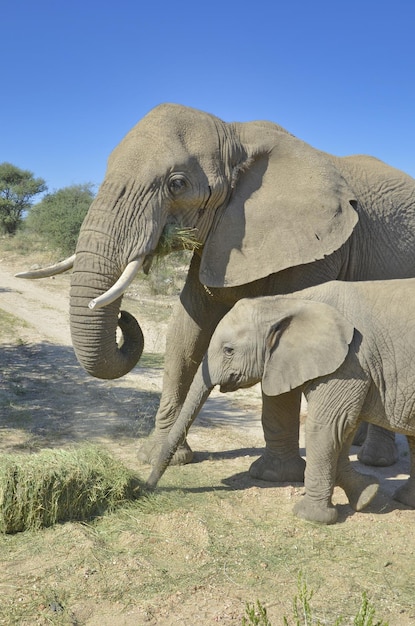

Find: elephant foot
[357,426,398,467]
[293,495,338,525]
[393,478,415,508]
[137,433,194,466]
[338,473,379,512]
[249,449,305,483]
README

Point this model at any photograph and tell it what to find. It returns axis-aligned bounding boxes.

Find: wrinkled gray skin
[147,279,415,525]
[26,104,415,481]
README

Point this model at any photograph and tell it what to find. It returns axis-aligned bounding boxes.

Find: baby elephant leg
[293,420,340,524]
[249,390,306,482]
[336,432,379,511]
[393,435,415,508]
[294,377,371,524]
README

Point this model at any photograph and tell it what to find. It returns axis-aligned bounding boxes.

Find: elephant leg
[393,435,415,508]
[138,257,230,466]
[249,389,306,482]
[352,421,368,446]
[293,375,370,524]
[357,424,398,466]
[336,433,379,511]
[293,418,340,524]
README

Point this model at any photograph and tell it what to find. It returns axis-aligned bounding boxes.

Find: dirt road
[0,263,71,344]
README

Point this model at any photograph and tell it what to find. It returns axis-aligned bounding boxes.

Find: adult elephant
[18,103,415,481]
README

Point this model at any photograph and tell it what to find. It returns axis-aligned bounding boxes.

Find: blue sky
[1,0,414,195]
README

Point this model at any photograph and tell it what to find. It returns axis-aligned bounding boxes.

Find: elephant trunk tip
[145,459,171,491]
[144,471,160,491]
[145,439,179,490]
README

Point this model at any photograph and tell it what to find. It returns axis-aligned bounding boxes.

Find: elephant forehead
[109,129,181,175]
[139,103,223,138]
[231,298,256,318]
[108,132,220,190]
[113,105,221,158]
[215,307,256,341]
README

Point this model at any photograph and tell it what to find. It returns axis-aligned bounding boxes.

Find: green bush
[26,183,95,256]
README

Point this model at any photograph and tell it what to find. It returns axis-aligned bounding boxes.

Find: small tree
[0,163,47,235]
[27,183,95,255]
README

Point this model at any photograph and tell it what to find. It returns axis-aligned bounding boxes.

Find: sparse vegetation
[0,229,54,261]
[353,592,390,626]
[243,578,389,626]
[243,600,272,625]
[140,224,197,295]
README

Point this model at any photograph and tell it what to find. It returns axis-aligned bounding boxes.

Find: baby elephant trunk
[146,365,213,489]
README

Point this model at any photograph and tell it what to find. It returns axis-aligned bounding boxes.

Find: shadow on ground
[0,340,266,456]
[0,341,160,449]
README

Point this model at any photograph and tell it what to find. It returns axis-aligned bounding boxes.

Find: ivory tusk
[15,254,76,279]
[88,258,144,310]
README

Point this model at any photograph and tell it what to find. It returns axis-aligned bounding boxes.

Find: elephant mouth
[219,383,237,393]
[219,380,243,393]
[220,380,258,393]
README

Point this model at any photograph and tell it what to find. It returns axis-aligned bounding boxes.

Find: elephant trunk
[70,254,144,379]
[146,363,213,489]
[69,177,155,379]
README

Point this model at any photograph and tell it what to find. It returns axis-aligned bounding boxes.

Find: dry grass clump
[155,225,201,256]
[0,446,141,533]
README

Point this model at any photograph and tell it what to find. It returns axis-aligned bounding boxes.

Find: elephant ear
[200,126,358,287]
[262,298,355,397]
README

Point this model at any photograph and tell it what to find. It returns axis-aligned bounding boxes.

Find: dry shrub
[0,446,141,533]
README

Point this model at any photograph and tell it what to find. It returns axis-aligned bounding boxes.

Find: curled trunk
[70,255,144,379]
[69,178,148,380]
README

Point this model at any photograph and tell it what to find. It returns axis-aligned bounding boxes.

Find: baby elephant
[146,279,415,524]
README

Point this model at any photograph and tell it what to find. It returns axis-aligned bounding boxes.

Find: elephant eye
[223,345,234,358]
[168,174,188,195]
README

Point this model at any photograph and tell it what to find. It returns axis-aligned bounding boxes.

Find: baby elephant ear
[262,298,355,397]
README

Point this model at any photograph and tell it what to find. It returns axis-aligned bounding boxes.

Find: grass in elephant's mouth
[155,225,201,256]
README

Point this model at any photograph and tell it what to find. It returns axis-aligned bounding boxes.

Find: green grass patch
[0,445,142,533]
